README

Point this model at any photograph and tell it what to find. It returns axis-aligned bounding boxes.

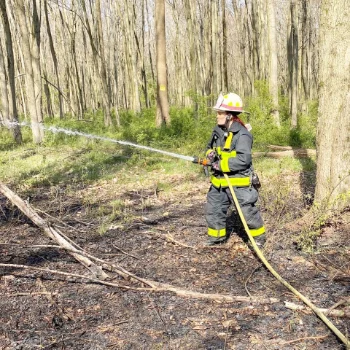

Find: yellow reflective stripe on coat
[223,132,233,150]
[220,150,236,159]
[220,158,230,172]
[216,148,236,158]
[208,227,226,238]
[210,176,250,188]
[217,149,237,173]
[250,226,265,237]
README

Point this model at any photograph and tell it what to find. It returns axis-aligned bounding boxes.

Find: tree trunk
[120,0,141,113]
[44,0,64,119]
[43,71,54,118]
[0,0,22,143]
[140,0,150,108]
[31,0,43,123]
[221,0,228,92]
[14,0,43,143]
[95,0,112,126]
[155,0,170,126]
[0,39,10,122]
[211,0,219,94]
[289,0,299,129]
[267,0,280,127]
[314,0,350,210]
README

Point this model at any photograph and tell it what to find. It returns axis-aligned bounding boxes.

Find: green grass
[254,156,316,176]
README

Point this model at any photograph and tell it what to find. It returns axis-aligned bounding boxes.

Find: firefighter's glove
[206,150,217,163]
[211,161,220,171]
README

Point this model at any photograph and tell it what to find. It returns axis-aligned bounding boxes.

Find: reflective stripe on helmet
[220,104,243,112]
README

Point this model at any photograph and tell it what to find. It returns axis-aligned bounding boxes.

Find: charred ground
[0,170,349,350]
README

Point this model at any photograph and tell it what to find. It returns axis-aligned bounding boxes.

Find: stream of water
[3,121,195,162]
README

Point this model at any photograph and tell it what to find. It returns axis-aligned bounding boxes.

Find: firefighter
[205,92,266,246]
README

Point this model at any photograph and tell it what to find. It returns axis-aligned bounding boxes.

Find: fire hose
[223,173,349,348]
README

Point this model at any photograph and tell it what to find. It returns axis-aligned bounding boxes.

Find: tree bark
[289,0,299,129]
[267,0,280,127]
[211,0,219,94]
[0,38,10,123]
[95,0,112,126]
[44,0,64,119]
[155,0,170,126]
[221,0,228,92]
[31,0,43,122]
[0,0,22,143]
[14,0,44,143]
[314,0,350,210]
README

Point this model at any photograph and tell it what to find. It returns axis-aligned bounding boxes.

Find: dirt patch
[0,176,349,349]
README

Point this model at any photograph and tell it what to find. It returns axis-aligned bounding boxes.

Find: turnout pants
[205,185,265,242]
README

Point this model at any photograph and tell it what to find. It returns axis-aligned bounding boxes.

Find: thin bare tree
[44,0,64,119]
[155,0,170,126]
[267,0,280,127]
[0,0,22,143]
[288,0,299,129]
[13,0,44,143]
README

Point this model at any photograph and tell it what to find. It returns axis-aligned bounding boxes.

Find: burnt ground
[0,173,349,350]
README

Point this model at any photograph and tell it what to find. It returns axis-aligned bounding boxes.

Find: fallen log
[0,182,108,280]
[253,149,316,158]
[267,145,296,150]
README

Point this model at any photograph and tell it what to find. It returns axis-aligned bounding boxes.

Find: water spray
[3,121,210,168]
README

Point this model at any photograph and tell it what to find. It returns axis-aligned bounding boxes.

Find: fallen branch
[0,262,280,305]
[112,244,140,260]
[0,182,108,280]
[142,230,197,249]
[0,263,149,291]
[6,292,57,297]
[253,149,316,158]
[268,334,329,345]
[285,301,350,318]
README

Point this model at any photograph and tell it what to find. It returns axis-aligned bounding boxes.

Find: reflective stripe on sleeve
[250,226,266,237]
[208,227,226,238]
[220,158,230,172]
[216,148,236,158]
[210,176,250,188]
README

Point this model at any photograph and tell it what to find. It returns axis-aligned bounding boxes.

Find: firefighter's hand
[206,151,217,163]
[211,161,220,171]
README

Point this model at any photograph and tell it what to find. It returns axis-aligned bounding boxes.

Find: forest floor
[0,168,349,350]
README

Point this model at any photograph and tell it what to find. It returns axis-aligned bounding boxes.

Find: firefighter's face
[216,111,230,126]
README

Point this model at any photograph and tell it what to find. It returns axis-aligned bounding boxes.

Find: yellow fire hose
[223,173,349,348]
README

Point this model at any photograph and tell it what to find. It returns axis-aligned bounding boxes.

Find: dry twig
[0,262,281,305]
